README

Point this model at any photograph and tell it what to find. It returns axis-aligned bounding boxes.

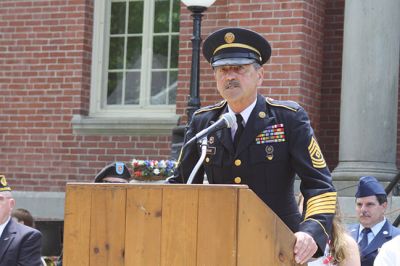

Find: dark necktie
[358,227,371,251]
[233,114,244,150]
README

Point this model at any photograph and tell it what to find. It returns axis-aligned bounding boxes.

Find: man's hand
[293,231,318,264]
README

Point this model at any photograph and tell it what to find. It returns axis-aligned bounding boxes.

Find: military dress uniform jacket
[0,218,43,266]
[169,94,337,254]
[349,220,400,266]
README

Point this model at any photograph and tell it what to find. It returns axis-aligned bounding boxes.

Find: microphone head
[222,112,236,128]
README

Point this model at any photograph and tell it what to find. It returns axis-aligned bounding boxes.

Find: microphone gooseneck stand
[187,137,208,184]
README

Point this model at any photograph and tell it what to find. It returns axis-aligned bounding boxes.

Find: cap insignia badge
[0,175,7,187]
[116,162,124,175]
[224,32,235,44]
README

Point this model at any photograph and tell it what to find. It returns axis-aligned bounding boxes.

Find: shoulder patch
[265,97,299,112]
[194,100,227,115]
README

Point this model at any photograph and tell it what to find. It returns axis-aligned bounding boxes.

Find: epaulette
[193,100,227,115]
[265,97,299,112]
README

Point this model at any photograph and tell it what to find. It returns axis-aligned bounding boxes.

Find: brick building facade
[1,1,399,194]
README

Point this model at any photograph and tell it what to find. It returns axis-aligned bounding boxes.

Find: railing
[386,172,400,227]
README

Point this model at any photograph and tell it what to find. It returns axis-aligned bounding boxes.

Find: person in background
[297,194,360,266]
[0,175,43,266]
[12,208,56,266]
[94,161,131,183]
[373,234,400,266]
[168,27,337,264]
[309,206,360,265]
[348,176,400,266]
[12,208,35,228]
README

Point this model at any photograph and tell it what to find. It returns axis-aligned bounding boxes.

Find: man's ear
[257,67,264,86]
[9,198,16,209]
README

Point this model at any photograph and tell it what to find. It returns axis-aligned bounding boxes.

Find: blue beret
[203,27,271,67]
[355,176,386,198]
[94,162,131,183]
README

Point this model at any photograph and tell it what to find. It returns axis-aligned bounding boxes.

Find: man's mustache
[224,80,241,90]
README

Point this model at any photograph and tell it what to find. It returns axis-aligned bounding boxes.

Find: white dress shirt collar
[227,98,257,126]
[0,216,11,238]
[358,218,386,243]
[227,98,257,138]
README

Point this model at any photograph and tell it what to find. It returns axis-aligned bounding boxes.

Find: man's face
[214,64,263,108]
[356,195,387,228]
[0,192,15,224]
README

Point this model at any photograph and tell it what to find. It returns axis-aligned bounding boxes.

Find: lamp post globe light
[181,0,216,122]
[181,0,216,8]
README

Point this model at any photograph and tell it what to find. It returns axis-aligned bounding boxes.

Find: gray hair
[252,62,262,70]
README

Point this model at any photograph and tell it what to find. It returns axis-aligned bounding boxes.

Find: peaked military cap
[0,175,11,192]
[202,27,272,67]
[355,176,386,198]
[94,162,131,183]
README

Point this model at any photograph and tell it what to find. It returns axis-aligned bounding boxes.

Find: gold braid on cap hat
[213,43,261,57]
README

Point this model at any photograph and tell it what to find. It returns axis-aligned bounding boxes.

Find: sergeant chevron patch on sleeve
[304,192,337,219]
[308,136,326,168]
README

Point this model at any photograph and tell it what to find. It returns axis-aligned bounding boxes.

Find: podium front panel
[63,183,299,265]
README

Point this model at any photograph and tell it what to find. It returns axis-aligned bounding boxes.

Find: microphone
[185,112,236,147]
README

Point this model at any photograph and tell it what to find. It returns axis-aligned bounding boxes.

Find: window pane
[154,0,170,33]
[168,71,177,104]
[128,1,144,34]
[151,71,167,104]
[171,0,180,32]
[107,72,123,105]
[103,0,180,109]
[125,72,141,105]
[108,37,125,69]
[126,36,142,69]
[170,35,178,68]
[152,36,168,69]
[110,2,126,34]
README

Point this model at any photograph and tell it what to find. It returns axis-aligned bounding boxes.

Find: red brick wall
[0,0,172,191]
[319,0,344,169]
[178,0,326,129]
[1,0,399,191]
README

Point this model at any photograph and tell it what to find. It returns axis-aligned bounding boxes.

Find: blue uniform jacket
[0,218,43,266]
[170,94,337,255]
[349,220,400,266]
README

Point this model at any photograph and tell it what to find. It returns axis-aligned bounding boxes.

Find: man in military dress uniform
[0,175,43,266]
[168,27,337,264]
[349,176,400,266]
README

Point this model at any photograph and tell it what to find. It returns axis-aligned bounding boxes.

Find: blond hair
[329,205,347,264]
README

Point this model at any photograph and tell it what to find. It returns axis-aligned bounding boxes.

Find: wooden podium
[63,183,302,266]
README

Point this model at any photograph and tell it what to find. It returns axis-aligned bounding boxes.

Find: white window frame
[72,0,179,135]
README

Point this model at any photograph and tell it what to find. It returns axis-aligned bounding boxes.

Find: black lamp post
[170,0,216,160]
[181,0,216,122]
